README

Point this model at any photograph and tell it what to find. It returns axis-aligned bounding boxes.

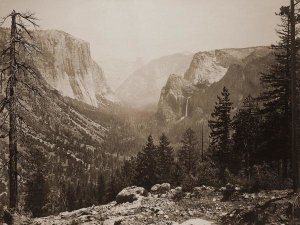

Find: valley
[0,2,299,224]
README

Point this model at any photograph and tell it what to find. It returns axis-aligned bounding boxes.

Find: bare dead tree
[0,10,40,210]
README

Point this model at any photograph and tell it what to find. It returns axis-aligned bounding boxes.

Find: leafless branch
[0,111,9,129]
[16,78,41,97]
[0,133,8,138]
[18,12,39,28]
[0,97,9,114]
[0,14,11,26]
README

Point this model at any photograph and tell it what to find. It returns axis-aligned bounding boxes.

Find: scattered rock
[150,183,171,196]
[191,185,215,198]
[116,186,148,204]
[180,218,213,225]
[169,187,184,200]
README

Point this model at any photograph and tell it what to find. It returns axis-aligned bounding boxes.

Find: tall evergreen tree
[24,172,48,217]
[135,135,158,189]
[24,148,49,217]
[259,8,299,178]
[208,86,233,183]
[97,174,106,204]
[65,183,76,211]
[178,128,198,176]
[232,95,261,178]
[157,133,175,183]
[105,173,120,203]
[120,158,137,187]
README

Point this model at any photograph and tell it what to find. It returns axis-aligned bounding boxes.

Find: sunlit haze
[0,0,287,61]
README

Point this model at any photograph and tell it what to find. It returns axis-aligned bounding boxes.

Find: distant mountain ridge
[116,53,193,109]
[99,58,144,91]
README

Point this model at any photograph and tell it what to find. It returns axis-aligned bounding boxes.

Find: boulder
[150,183,171,195]
[192,187,202,197]
[168,186,184,200]
[150,184,160,193]
[116,186,148,204]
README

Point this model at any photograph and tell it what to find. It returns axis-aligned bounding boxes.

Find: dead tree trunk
[8,11,18,210]
[0,10,39,210]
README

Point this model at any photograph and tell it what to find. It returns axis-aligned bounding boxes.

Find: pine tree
[171,162,184,187]
[75,182,83,209]
[97,174,106,204]
[208,86,233,183]
[24,149,49,217]
[232,95,261,178]
[65,183,76,211]
[24,172,48,217]
[156,133,175,183]
[259,8,299,179]
[178,128,198,176]
[105,173,119,203]
[120,158,137,187]
[135,135,158,189]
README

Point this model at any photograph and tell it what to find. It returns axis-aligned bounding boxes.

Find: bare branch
[16,98,30,113]
[16,62,41,82]
[0,133,8,138]
[0,66,10,73]
[19,12,39,28]
[0,111,9,129]
[0,14,11,26]
[15,22,34,39]
[0,46,10,59]
[0,97,9,114]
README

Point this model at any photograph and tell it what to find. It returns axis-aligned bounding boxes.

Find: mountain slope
[0,29,124,212]
[116,53,193,109]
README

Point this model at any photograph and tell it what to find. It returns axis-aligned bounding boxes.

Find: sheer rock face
[0,29,115,107]
[33,30,115,107]
[157,74,196,122]
[157,47,273,122]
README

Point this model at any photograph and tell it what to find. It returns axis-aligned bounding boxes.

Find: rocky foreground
[12,184,299,225]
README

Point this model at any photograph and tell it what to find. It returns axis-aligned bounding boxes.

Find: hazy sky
[0,0,287,61]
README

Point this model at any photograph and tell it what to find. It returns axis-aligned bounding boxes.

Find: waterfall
[176,96,191,123]
[185,97,190,117]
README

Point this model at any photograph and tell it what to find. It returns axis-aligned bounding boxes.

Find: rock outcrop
[157,47,273,122]
[157,74,196,122]
[184,47,267,85]
[116,186,148,204]
[0,29,115,107]
[34,30,116,107]
[150,183,171,196]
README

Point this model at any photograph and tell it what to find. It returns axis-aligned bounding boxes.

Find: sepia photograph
[0,0,300,224]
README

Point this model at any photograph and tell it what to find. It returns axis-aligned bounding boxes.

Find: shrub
[196,162,222,187]
[182,175,197,192]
